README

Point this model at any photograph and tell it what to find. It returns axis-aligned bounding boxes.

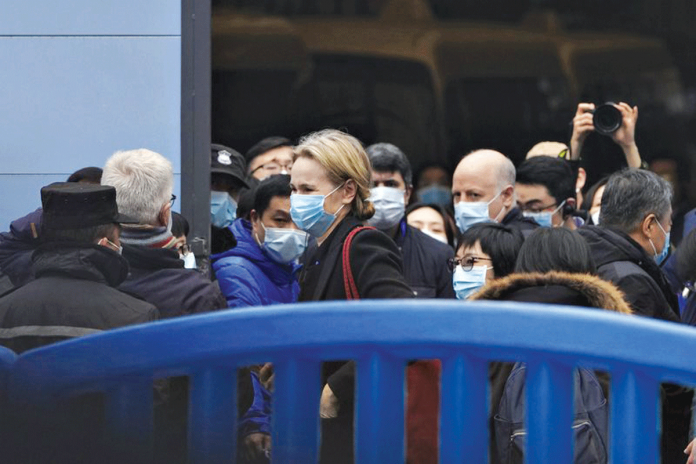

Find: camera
[592,103,622,135]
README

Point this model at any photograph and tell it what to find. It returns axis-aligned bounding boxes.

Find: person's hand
[610,102,638,149]
[610,102,642,168]
[243,433,271,462]
[685,437,696,464]
[570,103,596,160]
[320,384,340,419]
[259,362,274,392]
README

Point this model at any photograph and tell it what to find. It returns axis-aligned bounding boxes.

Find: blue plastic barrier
[6,299,696,463]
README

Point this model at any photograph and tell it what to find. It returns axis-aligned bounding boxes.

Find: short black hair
[515,228,596,275]
[579,176,610,212]
[171,211,190,239]
[516,157,576,208]
[245,136,293,164]
[457,223,524,278]
[67,167,103,184]
[677,228,696,282]
[406,202,457,248]
[366,143,413,186]
[253,174,291,217]
[41,223,119,245]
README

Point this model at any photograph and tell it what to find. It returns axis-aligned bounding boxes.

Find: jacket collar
[122,244,183,271]
[302,215,363,300]
[471,271,632,314]
[32,242,130,287]
[214,219,299,283]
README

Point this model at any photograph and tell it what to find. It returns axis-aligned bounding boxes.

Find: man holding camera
[570,102,642,168]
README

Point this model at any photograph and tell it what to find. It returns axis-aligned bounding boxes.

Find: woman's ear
[342,179,357,205]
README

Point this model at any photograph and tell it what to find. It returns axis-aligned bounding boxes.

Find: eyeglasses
[447,256,493,272]
[519,202,557,214]
[251,161,293,175]
[169,194,177,208]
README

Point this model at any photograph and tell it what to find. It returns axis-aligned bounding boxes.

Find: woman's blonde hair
[294,129,375,220]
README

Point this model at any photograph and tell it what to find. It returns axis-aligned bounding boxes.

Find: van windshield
[300,55,441,165]
[444,76,571,161]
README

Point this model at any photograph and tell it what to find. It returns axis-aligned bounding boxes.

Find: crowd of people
[1,101,696,463]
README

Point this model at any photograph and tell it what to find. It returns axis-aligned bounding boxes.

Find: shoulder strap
[342,226,375,300]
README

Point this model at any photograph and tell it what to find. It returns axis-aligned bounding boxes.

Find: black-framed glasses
[169,194,177,208]
[447,256,494,272]
[519,201,557,214]
[250,161,293,175]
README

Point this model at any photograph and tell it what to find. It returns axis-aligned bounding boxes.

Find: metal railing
[5,299,696,463]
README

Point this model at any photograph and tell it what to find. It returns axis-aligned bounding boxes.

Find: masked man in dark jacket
[578,168,688,464]
[366,143,454,299]
[0,182,159,353]
[101,149,227,317]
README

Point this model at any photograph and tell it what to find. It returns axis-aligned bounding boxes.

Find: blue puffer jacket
[211,219,300,308]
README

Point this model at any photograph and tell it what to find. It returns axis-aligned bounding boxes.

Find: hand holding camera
[570,102,641,168]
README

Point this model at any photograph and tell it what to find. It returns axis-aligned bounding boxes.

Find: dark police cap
[41,182,138,230]
[211,144,249,189]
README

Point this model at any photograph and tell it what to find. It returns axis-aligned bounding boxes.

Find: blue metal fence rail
[6,299,696,463]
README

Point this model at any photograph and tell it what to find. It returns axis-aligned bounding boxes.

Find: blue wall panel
[0,174,182,231]
[0,0,180,36]
[0,175,63,230]
[0,37,181,174]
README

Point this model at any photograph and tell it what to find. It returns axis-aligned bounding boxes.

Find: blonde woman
[290,129,413,464]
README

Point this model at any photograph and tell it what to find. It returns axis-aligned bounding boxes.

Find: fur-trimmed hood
[470,271,632,314]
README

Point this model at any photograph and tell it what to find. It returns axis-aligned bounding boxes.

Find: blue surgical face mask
[523,201,566,228]
[258,223,309,265]
[211,191,237,228]
[290,184,345,237]
[453,264,489,300]
[367,186,405,230]
[454,192,502,234]
[650,220,670,265]
[591,210,601,225]
[417,185,452,207]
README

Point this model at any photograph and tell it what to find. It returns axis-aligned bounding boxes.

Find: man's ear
[404,184,413,205]
[342,179,357,205]
[641,214,657,239]
[501,185,515,208]
[158,204,171,227]
[250,209,259,224]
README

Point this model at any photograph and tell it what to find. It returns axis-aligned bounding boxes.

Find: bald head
[452,149,516,222]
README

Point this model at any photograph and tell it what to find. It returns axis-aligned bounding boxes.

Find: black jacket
[578,226,680,322]
[472,271,632,464]
[119,245,227,318]
[0,242,159,353]
[392,220,454,299]
[299,215,413,464]
[501,207,539,237]
[0,208,42,287]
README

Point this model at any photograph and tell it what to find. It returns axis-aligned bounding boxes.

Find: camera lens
[592,103,622,136]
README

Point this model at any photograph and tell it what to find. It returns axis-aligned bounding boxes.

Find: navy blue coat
[119,245,227,318]
[211,219,300,308]
[0,208,42,288]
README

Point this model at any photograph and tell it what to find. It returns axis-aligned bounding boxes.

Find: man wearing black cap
[210,144,250,254]
[0,182,159,354]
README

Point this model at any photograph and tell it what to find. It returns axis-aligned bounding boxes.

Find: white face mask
[420,228,448,244]
[367,186,405,230]
[454,192,503,233]
[591,210,600,225]
[453,265,489,300]
[180,251,197,269]
[256,222,309,265]
[523,201,566,228]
